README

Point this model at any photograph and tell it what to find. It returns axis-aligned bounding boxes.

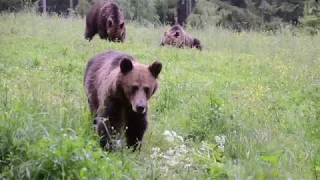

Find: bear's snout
[132,100,146,114]
[136,104,146,114]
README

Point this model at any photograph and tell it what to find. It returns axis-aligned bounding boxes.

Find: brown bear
[84,1,126,42]
[160,25,203,51]
[83,50,162,152]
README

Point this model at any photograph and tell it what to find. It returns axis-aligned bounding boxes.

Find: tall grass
[0,12,319,179]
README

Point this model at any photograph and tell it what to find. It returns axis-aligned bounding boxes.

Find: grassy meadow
[0,11,320,179]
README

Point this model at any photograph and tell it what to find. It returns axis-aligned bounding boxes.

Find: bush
[1,129,138,179]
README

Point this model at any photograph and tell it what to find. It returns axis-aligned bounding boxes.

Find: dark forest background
[1,0,319,34]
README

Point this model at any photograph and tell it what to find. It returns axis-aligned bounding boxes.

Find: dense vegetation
[1,0,320,33]
[0,11,319,179]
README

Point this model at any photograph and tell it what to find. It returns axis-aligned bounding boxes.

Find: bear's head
[106,18,125,42]
[161,30,183,47]
[192,38,203,51]
[119,58,162,114]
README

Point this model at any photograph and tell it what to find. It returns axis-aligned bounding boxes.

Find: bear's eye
[144,87,150,95]
[132,85,139,93]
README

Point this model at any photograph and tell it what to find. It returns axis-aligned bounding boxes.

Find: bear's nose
[136,105,145,114]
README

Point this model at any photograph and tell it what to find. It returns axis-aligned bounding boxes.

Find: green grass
[0,11,320,179]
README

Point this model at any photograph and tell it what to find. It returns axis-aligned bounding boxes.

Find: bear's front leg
[94,117,116,152]
[125,114,148,152]
[96,99,124,151]
[120,30,126,43]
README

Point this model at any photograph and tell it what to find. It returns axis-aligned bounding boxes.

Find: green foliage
[0,0,36,12]
[299,0,320,35]
[187,0,221,28]
[184,94,226,141]
[75,0,93,18]
[2,0,320,33]
[42,133,135,178]
[1,129,138,179]
[155,0,176,24]
[0,12,320,179]
[112,0,159,24]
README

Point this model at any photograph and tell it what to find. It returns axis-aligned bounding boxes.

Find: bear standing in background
[84,1,126,42]
[83,50,162,152]
[160,25,203,51]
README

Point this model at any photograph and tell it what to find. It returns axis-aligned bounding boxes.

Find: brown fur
[83,50,162,152]
[84,1,126,42]
[160,25,203,51]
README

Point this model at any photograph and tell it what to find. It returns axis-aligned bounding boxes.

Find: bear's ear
[174,31,180,38]
[120,22,124,29]
[120,58,133,74]
[107,19,113,27]
[148,61,162,78]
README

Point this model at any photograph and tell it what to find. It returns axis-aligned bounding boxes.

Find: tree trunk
[177,0,197,26]
[69,0,74,17]
[42,0,46,14]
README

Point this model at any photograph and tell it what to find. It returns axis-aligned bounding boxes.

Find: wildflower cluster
[147,130,227,178]
[162,130,184,143]
[214,135,226,152]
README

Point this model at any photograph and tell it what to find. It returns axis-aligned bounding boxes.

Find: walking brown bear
[83,50,162,152]
[84,1,126,42]
[160,25,202,51]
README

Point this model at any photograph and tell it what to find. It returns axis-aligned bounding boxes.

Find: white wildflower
[166,148,175,156]
[162,155,171,160]
[185,157,193,163]
[171,131,177,137]
[175,152,181,157]
[163,130,184,142]
[69,135,77,140]
[200,141,209,151]
[176,135,184,142]
[214,135,226,152]
[166,136,175,142]
[163,130,172,136]
[150,153,157,159]
[177,145,188,154]
[82,167,87,171]
[163,130,175,142]
[152,147,160,152]
[150,147,161,159]
[167,159,179,167]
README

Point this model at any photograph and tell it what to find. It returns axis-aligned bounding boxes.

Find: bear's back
[84,50,136,85]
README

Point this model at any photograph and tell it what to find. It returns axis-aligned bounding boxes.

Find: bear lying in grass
[84,1,126,42]
[83,50,162,152]
[160,25,202,51]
